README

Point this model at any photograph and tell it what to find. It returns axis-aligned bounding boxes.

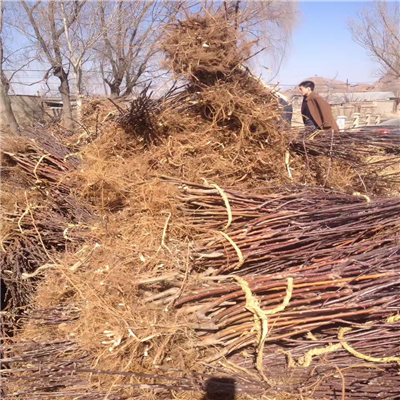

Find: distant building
[327,91,399,123]
[0,95,45,126]
[0,95,76,127]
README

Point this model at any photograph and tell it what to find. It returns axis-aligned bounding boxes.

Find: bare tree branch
[18,1,87,128]
[0,0,20,134]
[96,1,179,97]
[349,0,400,79]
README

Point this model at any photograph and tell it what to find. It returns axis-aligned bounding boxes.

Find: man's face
[299,86,312,96]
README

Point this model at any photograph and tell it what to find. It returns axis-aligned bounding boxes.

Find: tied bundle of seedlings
[1,134,91,317]
[1,204,82,313]
[292,129,400,159]
[177,246,399,360]
[168,181,400,396]
[173,181,399,275]
[1,137,74,191]
[2,315,268,399]
[290,129,400,194]
[2,223,399,399]
[237,320,400,399]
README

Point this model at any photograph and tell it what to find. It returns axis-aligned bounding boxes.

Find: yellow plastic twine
[210,183,233,230]
[233,276,293,381]
[353,192,371,203]
[33,154,50,184]
[217,231,244,270]
[297,343,343,367]
[386,314,400,324]
[339,327,400,365]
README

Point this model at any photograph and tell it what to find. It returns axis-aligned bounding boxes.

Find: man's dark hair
[299,80,315,90]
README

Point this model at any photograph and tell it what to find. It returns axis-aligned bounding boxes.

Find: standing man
[299,81,339,131]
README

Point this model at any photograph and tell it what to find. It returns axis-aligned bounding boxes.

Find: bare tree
[349,0,400,79]
[97,1,180,97]
[19,0,86,129]
[60,1,103,120]
[0,0,19,135]
[233,0,298,60]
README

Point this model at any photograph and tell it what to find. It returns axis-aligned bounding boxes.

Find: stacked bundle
[175,182,399,274]
[290,129,400,194]
[1,133,91,315]
[291,129,400,161]
[173,182,400,398]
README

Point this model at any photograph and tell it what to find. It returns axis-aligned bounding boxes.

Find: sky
[6,0,387,96]
[261,1,381,88]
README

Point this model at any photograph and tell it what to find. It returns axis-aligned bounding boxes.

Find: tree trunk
[123,62,147,96]
[124,71,133,96]
[108,82,121,97]
[74,68,83,122]
[105,77,123,98]
[100,63,109,96]
[76,94,83,122]
[123,73,138,96]
[54,66,73,129]
[123,78,139,97]
[124,85,133,96]
[0,74,20,135]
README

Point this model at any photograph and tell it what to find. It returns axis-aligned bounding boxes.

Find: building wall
[331,101,396,119]
[0,95,44,126]
[331,100,398,128]
[375,100,397,116]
